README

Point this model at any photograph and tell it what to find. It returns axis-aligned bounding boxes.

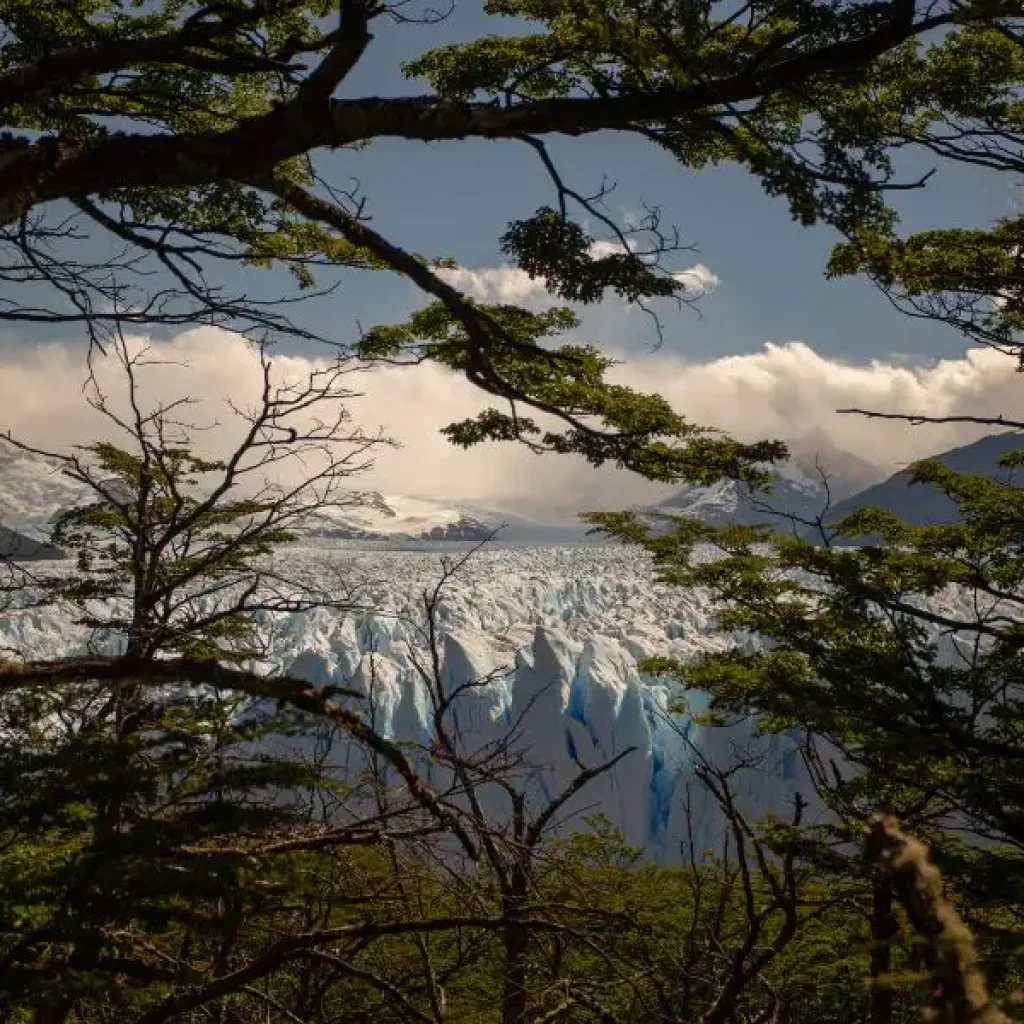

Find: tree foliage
[0,356,866,1022]
[0,334,972,1024]
[587,441,1024,1016]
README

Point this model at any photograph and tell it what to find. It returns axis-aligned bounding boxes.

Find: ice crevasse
[256,546,815,862]
[280,621,811,860]
[0,544,815,861]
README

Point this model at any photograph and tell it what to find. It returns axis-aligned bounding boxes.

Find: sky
[1,2,1021,516]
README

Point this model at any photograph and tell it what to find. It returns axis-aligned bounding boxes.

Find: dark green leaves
[593,445,1024,935]
[500,208,681,305]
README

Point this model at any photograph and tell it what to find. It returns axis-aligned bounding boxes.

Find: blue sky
[268,3,1015,367]
[9,3,1010,372]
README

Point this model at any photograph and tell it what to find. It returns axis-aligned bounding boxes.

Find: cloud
[585,240,721,297]
[673,263,720,295]
[436,254,721,309]
[436,264,551,306]
[609,341,1024,473]
[586,239,629,260]
[0,331,1022,519]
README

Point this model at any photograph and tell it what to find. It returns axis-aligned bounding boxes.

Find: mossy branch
[866,815,1011,1024]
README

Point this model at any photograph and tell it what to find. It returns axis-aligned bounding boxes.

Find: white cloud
[436,264,551,305]
[609,342,1023,472]
[1,331,1022,519]
[585,240,721,297]
[586,239,632,260]
[437,254,721,310]
[673,263,721,295]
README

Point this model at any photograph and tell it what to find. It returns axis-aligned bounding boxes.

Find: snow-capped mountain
[654,432,882,529]
[658,471,823,527]
[654,431,1024,535]
[792,427,882,496]
[303,493,496,542]
[0,449,567,558]
[0,526,62,560]
[304,493,601,544]
[0,441,598,556]
[0,442,98,559]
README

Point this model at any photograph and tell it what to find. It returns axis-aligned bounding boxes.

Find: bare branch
[837,409,1024,431]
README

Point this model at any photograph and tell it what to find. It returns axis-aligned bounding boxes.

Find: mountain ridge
[823,430,1024,527]
[654,431,881,529]
[651,431,1024,533]
[3,431,1021,556]
[0,446,598,557]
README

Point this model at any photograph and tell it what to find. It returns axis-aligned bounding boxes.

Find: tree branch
[0,653,481,860]
[0,2,955,223]
[837,408,1024,431]
[866,815,1011,1024]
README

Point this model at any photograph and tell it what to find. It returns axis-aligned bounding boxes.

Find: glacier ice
[0,541,817,861]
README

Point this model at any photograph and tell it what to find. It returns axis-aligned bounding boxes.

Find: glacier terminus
[1,536,815,861]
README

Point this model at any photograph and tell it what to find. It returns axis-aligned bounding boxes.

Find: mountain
[649,432,1024,534]
[788,428,881,496]
[0,442,90,536]
[0,441,144,559]
[0,525,63,561]
[0,442,501,549]
[300,494,597,544]
[0,444,597,552]
[654,432,883,529]
[303,494,497,542]
[824,431,1024,527]
[658,471,822,527]
[0,442,92,560]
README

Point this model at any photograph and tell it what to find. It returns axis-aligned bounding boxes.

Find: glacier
[0,539,816,861]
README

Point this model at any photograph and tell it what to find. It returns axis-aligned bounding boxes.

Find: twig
[836,409,1024,431]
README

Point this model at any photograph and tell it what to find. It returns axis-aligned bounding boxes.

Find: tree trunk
[502,867,530,1024]
[869,874,898,1024]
